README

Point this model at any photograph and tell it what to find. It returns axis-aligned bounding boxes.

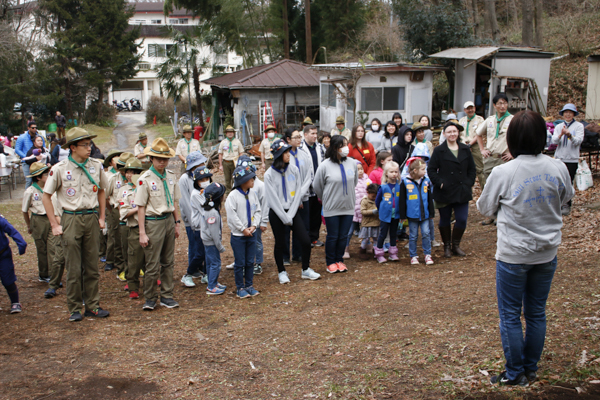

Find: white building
[108,1,244,108]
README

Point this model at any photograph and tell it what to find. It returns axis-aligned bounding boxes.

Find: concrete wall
[587,62,600,119]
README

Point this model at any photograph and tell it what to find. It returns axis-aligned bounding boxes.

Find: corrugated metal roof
[309,62,445,72]
[429,47,500,60]
[202,60,319,89]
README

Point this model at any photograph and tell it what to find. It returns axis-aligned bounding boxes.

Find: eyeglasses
[495,101,508,106]
[291,136,302,140]
[76,143,93,148]
[30,127,37,130]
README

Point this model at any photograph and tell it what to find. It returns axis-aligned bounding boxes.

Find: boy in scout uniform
[218,125,243,194]
[42,127,109,322]
[459,101,486,187]
[135,138,182,310]
[331,116,351,140]
[476,92,514,225]
[134,132,150,163]
[176,125,201,174]
[103,149,124,272]
[259,125,276,171]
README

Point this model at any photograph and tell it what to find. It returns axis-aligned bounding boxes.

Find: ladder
[259,100,275,139]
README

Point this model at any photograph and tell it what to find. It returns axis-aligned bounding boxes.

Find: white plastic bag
[575,160,594,191]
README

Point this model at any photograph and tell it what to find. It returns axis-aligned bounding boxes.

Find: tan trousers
[120,224,129,269]
[142,217,175,302]
[223,160,235,194]
[31,214,52,278]
[49,234,65,290]
[470,145,485,188]
[106,207,124,270]
[127,226,145,293]
[481,155,506,190]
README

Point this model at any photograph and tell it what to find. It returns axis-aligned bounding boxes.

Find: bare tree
[508,0,519,30]
[467,0,481,37]
[534,0,543,47]
[522,0,534,46]
[483,0,500,41]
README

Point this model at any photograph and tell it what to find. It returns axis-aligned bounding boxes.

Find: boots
[388,246,399,261]
[359,247,369,260]
[365,243,373,253]
[439,226,452,258]
[374,246,387,263]
[451,227,466,256]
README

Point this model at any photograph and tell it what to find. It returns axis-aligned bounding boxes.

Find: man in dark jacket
[55,111,67,139]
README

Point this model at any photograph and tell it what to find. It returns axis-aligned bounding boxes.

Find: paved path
[107,111,146,152]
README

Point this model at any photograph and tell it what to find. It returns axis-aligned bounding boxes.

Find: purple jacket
[353,174,372,222]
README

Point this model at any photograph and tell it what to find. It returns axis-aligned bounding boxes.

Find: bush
[83,101,117,127]
[146,95,174,125]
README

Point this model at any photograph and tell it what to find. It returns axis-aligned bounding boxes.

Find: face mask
[200,181,210,189]
[267,132,274,139]
[340,146,350,157]
[371,124,379,132]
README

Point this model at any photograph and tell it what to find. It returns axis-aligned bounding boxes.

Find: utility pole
[283,0,290,59]
[305,0,312,64]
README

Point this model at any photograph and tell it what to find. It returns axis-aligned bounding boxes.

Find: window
[131,19,146,25]
[138,62,151,70]
[320,83,336,108]
[148,44,166,58]
[360,87,405,111]
[286,105,319,126]
[169,18,189,25]
[151,19,162,24]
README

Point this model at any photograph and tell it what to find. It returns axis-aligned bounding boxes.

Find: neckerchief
[109,167,117,174]
[388,182,399,209]
[563,120,574,146]
[414,138,426,144]
[272,166,288,202]
[226,137,234,153]
[68,155,98,187]
[236,187,252,227]
[289,149,300,170]
[466,115,475,139]
[32,182,44,194]
[339,162,348,196]
[495,112,510,139]
[149,165,173,207]
[184,137,192,153]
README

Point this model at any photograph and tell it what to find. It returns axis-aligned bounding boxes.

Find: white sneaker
[404,242,409,249]
[342,251,350,259]
[301,268,321,280]
[425,255,434,265]
[410,256,420,265]
[180,275,195,287]
[226,262,235,270]
[431,240,441,247]
[278,271,290,284]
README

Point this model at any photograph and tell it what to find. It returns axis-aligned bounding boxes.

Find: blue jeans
[283,200,309,260]
[408,219,431,257]
[496,257,557,381]
[346,221,359,247]
[22,162,31,188]
[429,218,435,242]
[204,245,221,290]
[324,215,353,265]
[230,233,257,289]
[185,227,205,275]
[254,228,263,264]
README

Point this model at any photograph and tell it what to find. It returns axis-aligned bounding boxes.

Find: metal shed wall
[454,59,477,112]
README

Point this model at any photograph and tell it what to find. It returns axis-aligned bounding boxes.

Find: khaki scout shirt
[175,138,201,159]
[476,114,513,156]
[44,157,108,212]
[107,173,127,207]
[22,186,60,216]
[218,138,243,161]
[331,127,351,141]
[134,143,149,162]
[134,169,181,217]
[119,184,139,227]
[259,138,274,160]
[459,115,485,144]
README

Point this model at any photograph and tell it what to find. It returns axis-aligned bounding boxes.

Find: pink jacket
[369,167,383,185]
[353,175,372,222]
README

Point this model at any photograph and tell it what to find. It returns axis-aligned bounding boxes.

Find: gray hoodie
[264,163,310,226]
[289,147,314,202]
[551,120,584,163]
[477,154,574,264]
[313,158,358,217]
[252,178,270,227]
[178,173,194,227]
[225,187,261,236]
[190,188,205,232]
[200,207,226,252]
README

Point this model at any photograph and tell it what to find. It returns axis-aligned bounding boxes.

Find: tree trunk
[522,0,534,46]
[97,86,104,119]
[484,0,500,41]
[193,64,204,128]
[508,0,519,29]
[304,0,312,64]
[534,0,543,47]
[283,0,289,59]
[65,77,73,120]
[470,0,481,37]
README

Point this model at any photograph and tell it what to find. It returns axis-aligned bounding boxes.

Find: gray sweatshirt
[190,188,205,232]
[477,154,574,264]
[289,147,314,202]
[264,164,310,226]
[551,120,584,163]
[225,188,261,236]
[365,130,385,152]
[252,178,270,227]
[200,207,226,252]
[178,173,194,227]
[313,158,358,217]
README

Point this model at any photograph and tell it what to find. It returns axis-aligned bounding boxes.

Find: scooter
[113,100,126,112]
[129,98,142,111]
[121,99,131,111]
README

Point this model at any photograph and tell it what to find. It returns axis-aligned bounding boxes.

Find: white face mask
[371,124,379,132]
[200,181,210,189]
[340,146,350,157]
[267,132,274,139]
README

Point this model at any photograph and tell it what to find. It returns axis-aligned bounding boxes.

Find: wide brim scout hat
[232,165,256,188]
[204,182,226,206]
[186,151,207,172]
[303,117,313,125]
[182,125,193,133]
[559,103,579,116]
[193,166,213,181]
[411,122,426,133]
[62,127,97,149]
[143,138,176,158]
[121,157,144,172]
[103,149,125,167]
[236,154,256,173]
[443,121,465,133]
[27,162,50,178]
[136,132,147,143]
[335,116,345,124]
[116,152,134,169]
[265,125,276,133]
[270,138,292,160]
[225,125,235,132]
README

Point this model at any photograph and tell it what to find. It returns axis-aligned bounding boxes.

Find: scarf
[272,166,288,202]
[466,115,475,139]
[32,182,44,194]
[495,112,510,139]
[184,137,192,153]
[149,165,173,207]
[289,149,300,170]
[339,163,348,196]
[236,187,252,228]
[563,120,574,146]
[109,167,117,174]
[69,155,98,187]
[226,137,234,153]
[414,138,426,144]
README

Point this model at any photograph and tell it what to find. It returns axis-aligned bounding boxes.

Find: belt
[223,159,235,163]
[119,222,126,226]
[490,153,503,159]
[145,212,172,221]
[63,209,97,215]
[31,213,48,217]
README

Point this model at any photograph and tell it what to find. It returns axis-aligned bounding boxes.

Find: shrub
[83,101,116,127]
[146,95,174,124]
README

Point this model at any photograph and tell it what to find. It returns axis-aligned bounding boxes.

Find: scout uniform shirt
[44,157,108,212]
[107,172,127,209]
[458,115,485,144]
[175,138,201,159]
[119,184,139,227]
[476,113,513,156]
[331,127,351,141]
[134,168,181,217]
[22,185,60,216]
[259,138,274,160]
[134,143,149,162]
[218,137,243,161]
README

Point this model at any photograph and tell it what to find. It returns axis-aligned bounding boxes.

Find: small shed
[430,47,554,117]
[202,59,320,142]
[586,55,600,119]
[309,62,445,132]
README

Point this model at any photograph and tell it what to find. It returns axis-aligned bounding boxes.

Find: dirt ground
[1,164,600,400]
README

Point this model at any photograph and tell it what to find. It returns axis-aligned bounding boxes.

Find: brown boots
[451,227,466,256]
[439,226,452,258]
[439,226,466,257]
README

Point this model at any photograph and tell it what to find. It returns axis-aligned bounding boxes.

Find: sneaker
[481,218,496,226]
[44,288,56,299]
[524,370,537,383]
[181,275,196,288]
[190,271,203,279]
[100,256,106,263]
[312,240,324,247]
[490,372,529,386]
[117,271,126,282]
[336,262,348,272]
[200,275,208,284]
[84,308,110,318]
[410,256,420,265]
[353,230,359,236]
[254,264,263,275]
[342,251,350,259]
[104,263,114,271]
[431,240,441,247]
[206,286,226,295]
[278,271,290,284]
[38,276,50,283]
[129,291,139,299]
[237,288,251,299]
[157,279,161,286]
[404,242,409,249]
[561,205,571,216]
[246,287,260,296]
[139,270,144,277]
[10,303,22,314]
[301,268,321,280]
[160,298,179,308]
[283,259,291,266]
[327,263,339,274]
[292,257,302,263]
[226,262,235,270]
[143,300,156,310]
[217,282,227,290]
[124,284,129,291]
[425,255,434,265]
[383,243,390,253]
[69,311,83,322]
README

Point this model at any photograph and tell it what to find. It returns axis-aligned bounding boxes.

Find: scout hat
[270,138,291,160]
[62,127,97,149]
[182,125,193,133]
[303,117,313,126]
[204,182,226,207]
[27,161,50,178]
[411,122,426,133]
[463,101,475,109]
[446,113,458,122]
[122,157,144,172]
[137,132,147,142]
[232,164,256,188]
[225,125,235,132]
[236,154,256,173]
[559,103,579,116]
[186,151,207,172]
[443,121,465,132]
[116,152,134,169]
[265,125,276,133]
[104,149,125,167]
[336,116,345,124]
[143,137,176,158]
[193,166,213,181]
